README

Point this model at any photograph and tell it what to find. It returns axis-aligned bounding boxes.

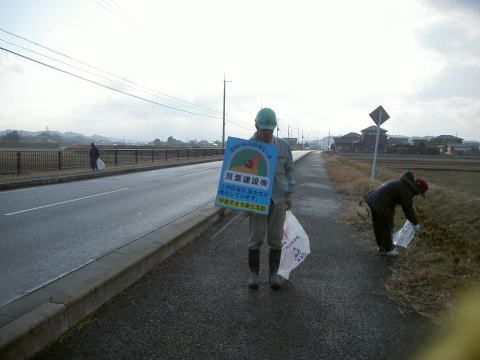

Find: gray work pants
[248,200,286,251]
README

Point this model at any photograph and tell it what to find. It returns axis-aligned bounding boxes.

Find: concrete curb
[0,204,229,360]
[0,151,312,359]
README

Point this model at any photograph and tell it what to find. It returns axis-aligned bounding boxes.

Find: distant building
[429,135,463,146]
[387,136,409,145]
[386,136,410,152]
[447,143,478,155]
[409,136,431,148]
[329,127,476,155]
[332,132,360,152]
[463,141,480,151]
[352,126,388,152]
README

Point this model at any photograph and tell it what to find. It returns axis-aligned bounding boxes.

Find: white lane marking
[181,170,212,177]
[4,188,129,216]
[0,187,35,194]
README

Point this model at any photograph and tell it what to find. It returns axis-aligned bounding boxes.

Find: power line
[103,0,139,26]
[0,27,224,116]
[225,119,254,131]
[0,27,252,129]
[0,37,221,115]
[0,46,223,119]
[94,0,137,28]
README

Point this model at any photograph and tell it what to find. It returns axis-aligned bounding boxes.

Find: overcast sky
[0,0,479,143]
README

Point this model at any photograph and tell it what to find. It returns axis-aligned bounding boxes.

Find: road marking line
[0,187,35,194]
[3,188,129,216]
[181,170,212,177]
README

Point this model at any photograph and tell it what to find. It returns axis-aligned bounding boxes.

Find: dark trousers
[90,157,98,170]
[371,210,394,252]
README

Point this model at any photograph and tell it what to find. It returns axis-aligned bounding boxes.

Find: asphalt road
[0,153,306,309]
[33,152,431,360]
[0,161,221,307]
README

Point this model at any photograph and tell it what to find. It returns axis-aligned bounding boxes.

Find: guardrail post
[186,149,189,158]
[165,149,168,160]
[135,149,138,163]
[58,151,62,170]
[176,149,180,159]
[115,149,118,165]
[152,149,154,162]
[17,151,21,174]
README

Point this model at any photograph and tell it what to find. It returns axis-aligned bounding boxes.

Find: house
[447,143,479,155]
[352,126,388,152]
[387,136,409,146]
[332,132,360,152]
[386,136,410,152]
[429,135,463,146]
[463,141,480,151]
[409,136,431,148]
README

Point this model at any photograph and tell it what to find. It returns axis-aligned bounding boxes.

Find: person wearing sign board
[247,108,295,289]
[363,171,428,257]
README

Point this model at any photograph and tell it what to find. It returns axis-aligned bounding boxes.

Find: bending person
[364,171,428,257]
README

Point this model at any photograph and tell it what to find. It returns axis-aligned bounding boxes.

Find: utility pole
[222,75,232,149]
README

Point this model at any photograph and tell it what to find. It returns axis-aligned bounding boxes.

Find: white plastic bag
[97,158,106,170]
[278,210,311,280]
[393,220,415,248]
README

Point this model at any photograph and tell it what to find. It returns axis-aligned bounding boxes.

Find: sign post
[369,105,390,180]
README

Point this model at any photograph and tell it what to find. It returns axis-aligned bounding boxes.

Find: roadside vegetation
[322,152,480,322]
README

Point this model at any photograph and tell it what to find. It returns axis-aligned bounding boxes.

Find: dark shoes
[248,271,259,289]
[247,249,283,289]
[248,249,260,289]
[269,249,282,290]
[378,248,399,257]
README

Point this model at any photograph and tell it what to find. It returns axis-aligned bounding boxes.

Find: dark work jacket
[89,146,100,159]
[364,179,418,225]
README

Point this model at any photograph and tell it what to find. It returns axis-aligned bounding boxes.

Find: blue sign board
[215,136,277,215]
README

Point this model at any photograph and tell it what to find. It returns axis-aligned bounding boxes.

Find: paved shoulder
[34,152,430,360]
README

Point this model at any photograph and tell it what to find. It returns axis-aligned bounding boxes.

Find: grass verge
[322,152,480,322]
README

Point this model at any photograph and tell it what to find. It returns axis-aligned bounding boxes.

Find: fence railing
[0,148,225,175]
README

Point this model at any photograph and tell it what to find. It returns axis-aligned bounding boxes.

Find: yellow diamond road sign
[369,105,390,126]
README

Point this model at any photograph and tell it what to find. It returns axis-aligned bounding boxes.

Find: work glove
[414,224,421,232]
[285,194,293,210]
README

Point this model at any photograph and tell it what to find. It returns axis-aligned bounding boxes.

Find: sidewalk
[32,152,431,360]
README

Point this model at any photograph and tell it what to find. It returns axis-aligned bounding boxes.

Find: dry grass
[323,153,480,322]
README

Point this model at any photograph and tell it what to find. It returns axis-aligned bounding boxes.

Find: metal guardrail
[0,148,225,175]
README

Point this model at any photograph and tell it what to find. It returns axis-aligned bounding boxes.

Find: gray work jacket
[250,133,295,204]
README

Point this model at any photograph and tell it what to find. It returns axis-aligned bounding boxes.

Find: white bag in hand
[393,220,415,248]
[97,158,106,170]
[278,210,310,280]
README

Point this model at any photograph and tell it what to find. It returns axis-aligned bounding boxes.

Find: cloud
[69,97,227,142]
[416,20,480,60]
[416,65,480,100]
[0,52,25,74]
[422,0,480,15]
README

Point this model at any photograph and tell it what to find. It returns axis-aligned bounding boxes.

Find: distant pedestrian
[247,108,295,290]
[89,143,100,170]
[363,171,428,257]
